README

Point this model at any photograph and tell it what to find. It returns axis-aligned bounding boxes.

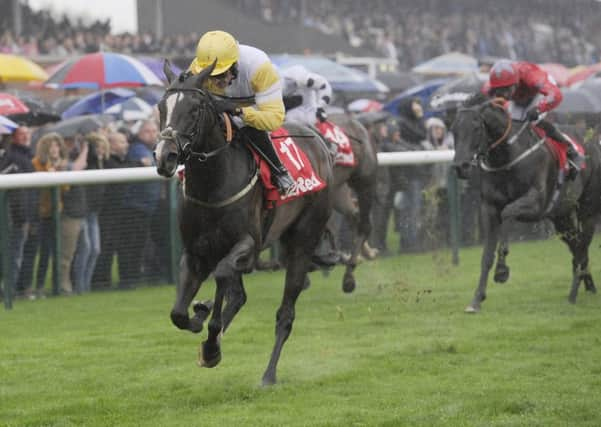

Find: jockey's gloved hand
[526,107,540,122]
[316,107,328,122]
[214,99,242,116]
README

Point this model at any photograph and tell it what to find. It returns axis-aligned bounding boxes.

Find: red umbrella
[45,52,163,89]
[539,63,570,87]
[0,93,29,116]
[566,63,601,87]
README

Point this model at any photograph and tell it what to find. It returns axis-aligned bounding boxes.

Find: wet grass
[1,236,601,426]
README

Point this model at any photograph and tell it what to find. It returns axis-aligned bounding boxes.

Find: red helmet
[489,60,519,90]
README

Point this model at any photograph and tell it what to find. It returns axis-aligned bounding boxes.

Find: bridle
[457,97,543,173]
[158,86,256,209]
[159,87,233,164]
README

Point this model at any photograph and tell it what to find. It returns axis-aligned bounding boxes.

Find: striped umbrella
[45,52,164,89]
[0,93,29,116]
[0,115,18,134]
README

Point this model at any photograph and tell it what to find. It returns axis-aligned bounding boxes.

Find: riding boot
[242,127,295,194]
[537,119,581,179]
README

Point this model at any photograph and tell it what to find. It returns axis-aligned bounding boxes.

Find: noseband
[159,88,233,164]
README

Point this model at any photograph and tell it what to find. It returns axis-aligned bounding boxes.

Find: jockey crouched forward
[189,30,294,194]
[281,65,332,126]
[487,59,582,178]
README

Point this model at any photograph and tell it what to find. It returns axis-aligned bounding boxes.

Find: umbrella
[105,97,154,121]
[0,115,18,134]
[138,56,183,83]
[567,63,601,87]
[4,91,61,126]
[347,99,383,113]
[135,86,164,106]
[428,72,488,112]
[41,114,114,138]
[412,52,478,76]
[554,88,601,114]
[0,54,48,83]
[539,63,570,87]
[52,96,84,114]
[354,110,391,126]
[61,88,136,119]
[272,55,389,95]
[375,70,423,93]
[383,78,449,116]
[45,52,164,90]
[0,93,29,116]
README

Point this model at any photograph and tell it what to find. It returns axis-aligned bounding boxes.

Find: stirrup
[273,170,295,195]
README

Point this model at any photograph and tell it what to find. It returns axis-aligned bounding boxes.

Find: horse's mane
[463,92,489,108]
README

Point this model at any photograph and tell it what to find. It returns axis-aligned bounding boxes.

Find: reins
[486,97,512,152]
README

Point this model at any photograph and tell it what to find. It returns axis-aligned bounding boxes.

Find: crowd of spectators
[230,0,601,68]
[2,1,601,69]
[0,114,169,300]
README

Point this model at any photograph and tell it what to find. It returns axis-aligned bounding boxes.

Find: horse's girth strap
[222,112,233,143]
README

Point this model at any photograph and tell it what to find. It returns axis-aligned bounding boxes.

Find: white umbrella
[105,97,154,121]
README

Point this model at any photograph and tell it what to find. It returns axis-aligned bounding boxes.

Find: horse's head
[451,94,511,179]
[154,60,221,177]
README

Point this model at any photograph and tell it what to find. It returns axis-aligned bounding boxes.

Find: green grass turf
[2,236,601,426]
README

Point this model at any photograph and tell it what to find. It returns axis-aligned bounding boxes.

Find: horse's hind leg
[555,214,597,303]
[579,217,597,294]
[170,251,211,333]
[262,206,330,385]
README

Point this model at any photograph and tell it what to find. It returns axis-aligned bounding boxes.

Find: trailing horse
[154,61,334,385]
[452,94,601,312]
[314,114,378,292]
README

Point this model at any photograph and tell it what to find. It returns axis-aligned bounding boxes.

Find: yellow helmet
[190,30,239,76]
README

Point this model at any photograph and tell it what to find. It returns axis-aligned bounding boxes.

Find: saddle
[531,126,585,174]
[314,120,356,167]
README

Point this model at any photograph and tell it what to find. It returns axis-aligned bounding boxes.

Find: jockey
[280,65,332,126]
[188,30,294,194]
[487,59,581,176]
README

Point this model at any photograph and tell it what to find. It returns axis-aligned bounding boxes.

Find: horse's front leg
[494,232,510,283]
[200,234,255,368]
[466,202,501,313]
[170,251,211,333]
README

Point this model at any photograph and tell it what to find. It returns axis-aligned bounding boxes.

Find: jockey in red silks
[486,59,581,176]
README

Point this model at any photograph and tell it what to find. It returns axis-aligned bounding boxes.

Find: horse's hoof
[342,276,356,293]
[193,300,213,316]
[261,373,276,386]
[568,295,577,304]
[464,305,480,314]
[199,341,221,368]
[494,266,510,283]
[583,276,597,293]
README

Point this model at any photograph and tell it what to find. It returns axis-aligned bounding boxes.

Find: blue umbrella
[61,88,136,119]
[383,78,450,117]
[271,55,389,94]
[0,114,18,134]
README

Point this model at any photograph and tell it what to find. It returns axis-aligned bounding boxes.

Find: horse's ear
[194,59,217,88]
[163,59,177,85]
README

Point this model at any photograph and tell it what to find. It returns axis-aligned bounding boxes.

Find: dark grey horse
[319,114,378,293]
[452,94,601,312]
[154,61,334,385]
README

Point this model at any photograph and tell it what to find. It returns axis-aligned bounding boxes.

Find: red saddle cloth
[315,120,356,167]
[252,127,326,207]
[532,126,585,172]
